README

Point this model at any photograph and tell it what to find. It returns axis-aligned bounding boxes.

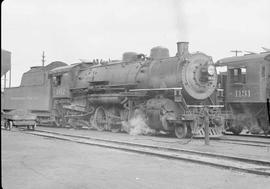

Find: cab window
[229,67,246,84]
[53,75,62,86]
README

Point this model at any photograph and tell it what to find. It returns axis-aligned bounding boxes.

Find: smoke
[172,0,189,41]
[121,109,156,136]
[231,103,263,134]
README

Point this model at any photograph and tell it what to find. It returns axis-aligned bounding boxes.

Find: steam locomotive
[2,42,226,138]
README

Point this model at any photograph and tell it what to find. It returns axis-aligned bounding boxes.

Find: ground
[2,130,270,189]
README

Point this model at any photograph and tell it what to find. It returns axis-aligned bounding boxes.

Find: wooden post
[267,98,270,126]
[128,100,133,120]
[204,106,210,145]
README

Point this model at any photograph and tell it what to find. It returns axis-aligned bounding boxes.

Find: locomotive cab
[50,65,75,99]
[49,62,96,127]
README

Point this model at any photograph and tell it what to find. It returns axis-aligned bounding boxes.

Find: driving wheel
[93,106,107,131]
[174,124,187,139]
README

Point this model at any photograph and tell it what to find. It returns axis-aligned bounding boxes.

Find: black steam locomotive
[2,42,226,138]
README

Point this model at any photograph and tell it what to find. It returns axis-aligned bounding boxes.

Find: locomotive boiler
[49,42,224,138]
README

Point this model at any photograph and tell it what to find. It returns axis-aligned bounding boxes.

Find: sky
[2,0,270,87]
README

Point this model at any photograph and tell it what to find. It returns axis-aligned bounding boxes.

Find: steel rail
[224,132,270,139]
[217,138,270,147]
[20,129,270,176]
[217,140,270,148]
[36,125,270,147]
[220,135,270,147]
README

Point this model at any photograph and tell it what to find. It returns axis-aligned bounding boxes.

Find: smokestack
[176,42,189,56]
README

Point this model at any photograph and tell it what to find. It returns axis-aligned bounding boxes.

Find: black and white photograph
[1,0,270,188]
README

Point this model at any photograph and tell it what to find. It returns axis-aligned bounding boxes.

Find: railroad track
[218,140,270,148]
[218,136,270,148]
[15,128,270,176]
[224,132,270,139]
[37,125,270,146]
[37,125,270,147]
[4,124,269,148]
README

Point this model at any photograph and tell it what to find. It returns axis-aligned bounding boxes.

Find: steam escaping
[233,113,262,134]
[122,109,156,136]
[172,0,189,41]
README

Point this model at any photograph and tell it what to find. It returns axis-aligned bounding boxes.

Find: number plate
[235,89,251,97]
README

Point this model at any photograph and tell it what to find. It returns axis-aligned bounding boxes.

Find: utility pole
[230,50,242,56]
[42,51,46,84]
[42,51,45,66]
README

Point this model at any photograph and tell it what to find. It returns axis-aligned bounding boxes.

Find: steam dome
[150,46,169,59]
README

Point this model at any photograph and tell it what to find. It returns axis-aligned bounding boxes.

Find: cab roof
[216,52,270,66]
[49,62,93,76]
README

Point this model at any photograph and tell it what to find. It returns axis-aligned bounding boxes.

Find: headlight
[207,65,215,75]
